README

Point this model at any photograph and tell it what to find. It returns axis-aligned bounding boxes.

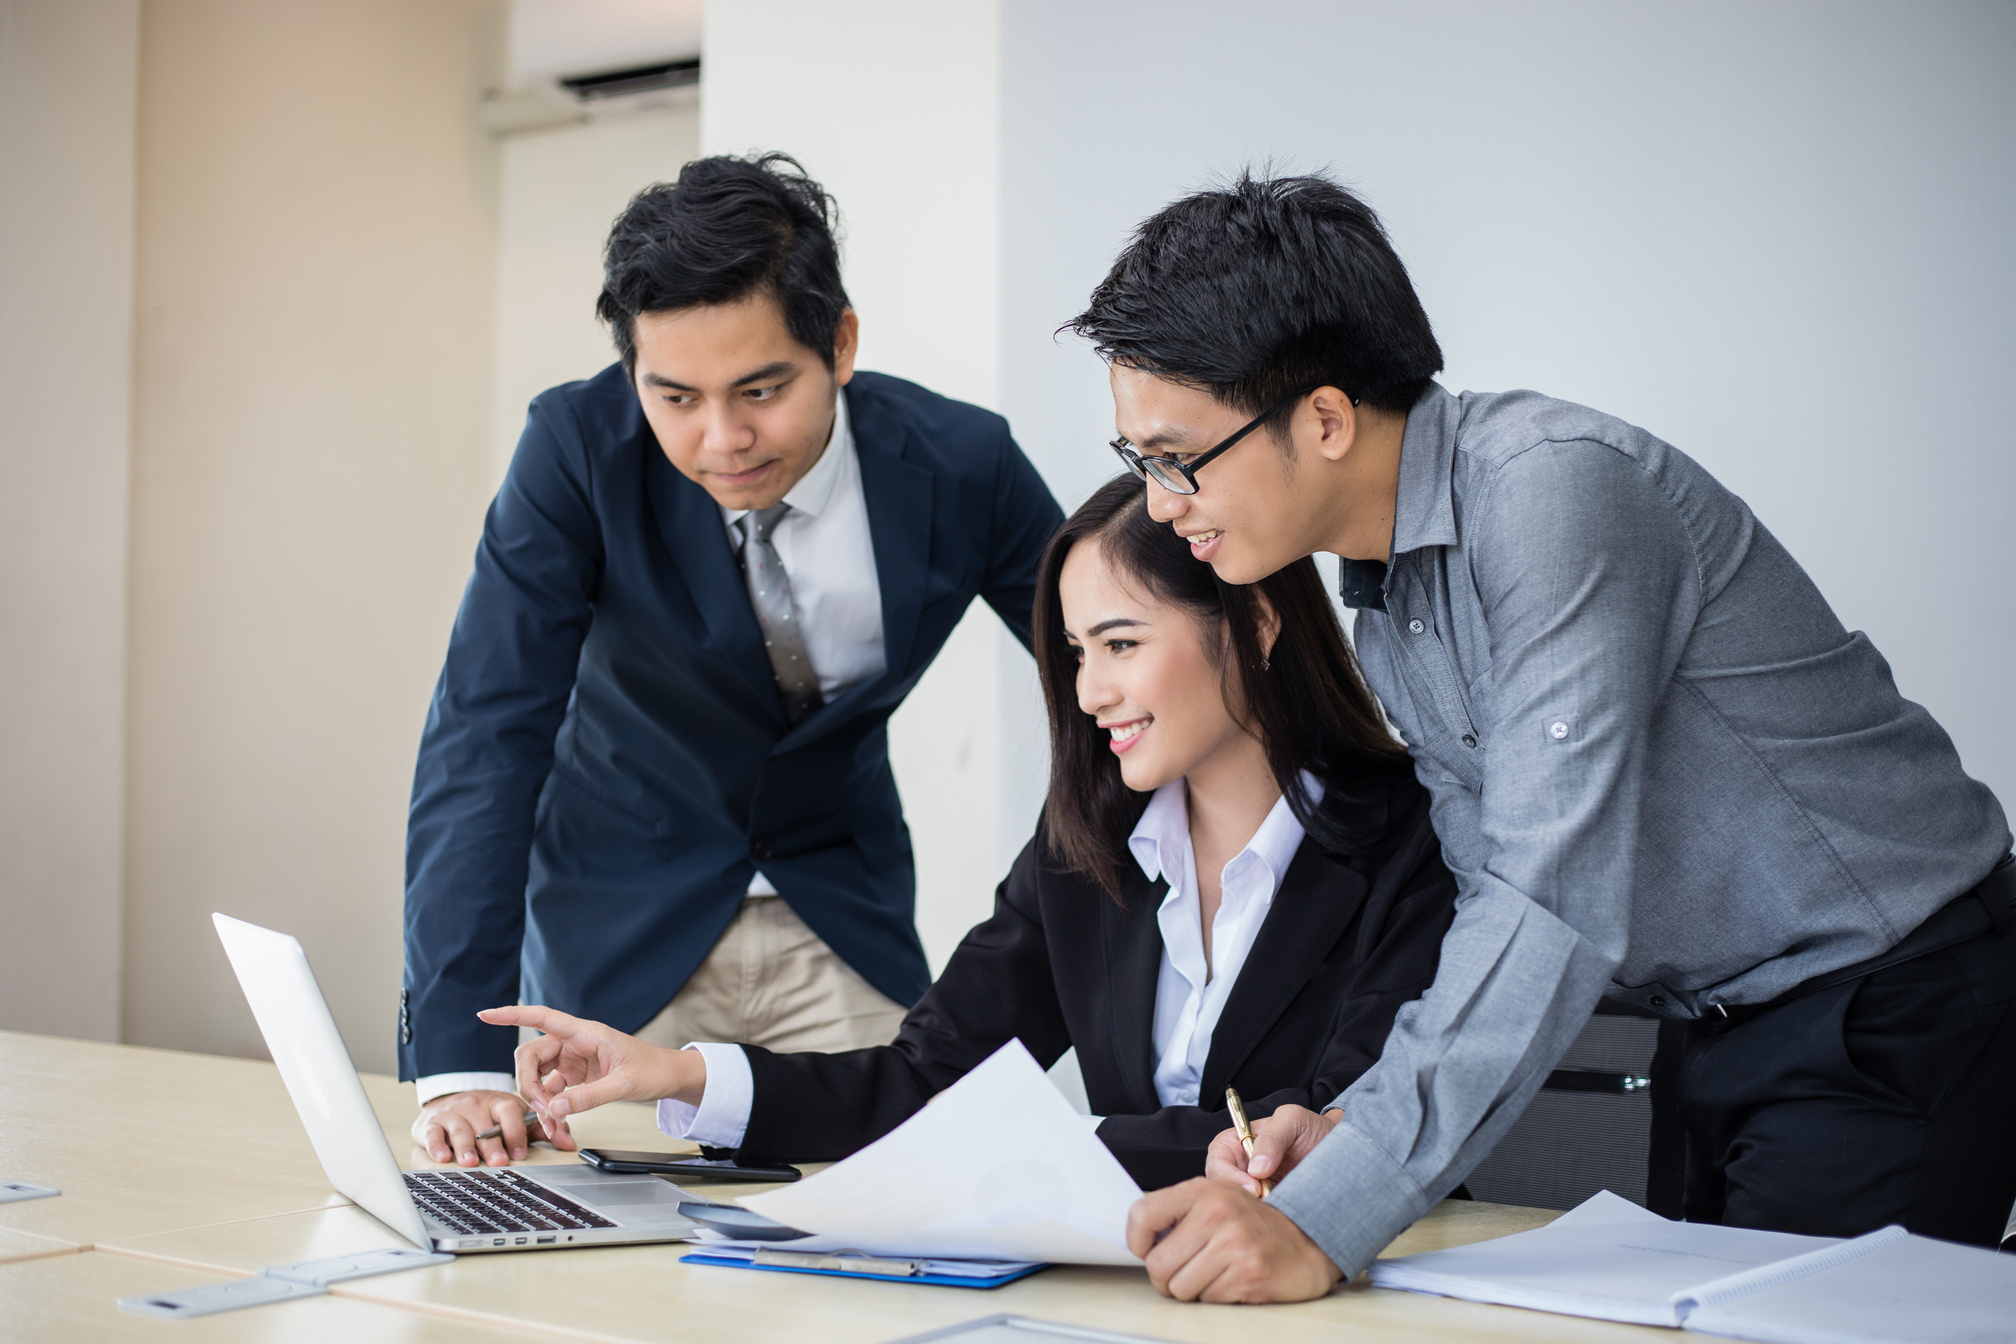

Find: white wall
[491,95,702,483]
[703,0,1043,974]
[1001,0,2016,811]
[0,0,140,1042]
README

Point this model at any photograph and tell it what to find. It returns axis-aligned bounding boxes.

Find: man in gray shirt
[1073,171,2015,1303]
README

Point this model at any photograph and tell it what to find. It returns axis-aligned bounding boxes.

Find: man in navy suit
[401,155,1063,1167]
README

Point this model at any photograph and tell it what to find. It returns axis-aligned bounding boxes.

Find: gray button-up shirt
[1269,383,2010,1276]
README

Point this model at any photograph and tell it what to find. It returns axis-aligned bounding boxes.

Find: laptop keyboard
[404,1169,618,1235]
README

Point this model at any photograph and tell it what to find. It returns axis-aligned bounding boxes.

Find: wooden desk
[0,1030,1671,1343]
[0,1030,683,1248]
[1,1248,544,1343]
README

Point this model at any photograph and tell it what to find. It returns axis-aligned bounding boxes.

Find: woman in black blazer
[483,477,1458,1189]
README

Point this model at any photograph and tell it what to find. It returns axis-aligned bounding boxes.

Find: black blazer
[738,776,1459,1189]
[399,368,1063,1080]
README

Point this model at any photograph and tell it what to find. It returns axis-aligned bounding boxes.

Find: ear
[831,309,860,387]
[1306,385,1358,464]
[1254,590,1283,662]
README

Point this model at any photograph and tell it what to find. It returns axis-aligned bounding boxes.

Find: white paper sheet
[1680,1230,2016,1344]
[1368,1191,1840,1326]
[737,1040,1145,1266]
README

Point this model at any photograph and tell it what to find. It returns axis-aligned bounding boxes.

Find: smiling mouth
[1104,717,1151,754]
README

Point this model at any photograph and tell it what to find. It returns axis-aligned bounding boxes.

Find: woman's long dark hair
[1036,476,1410,899]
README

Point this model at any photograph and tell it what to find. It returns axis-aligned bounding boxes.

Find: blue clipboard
[680,1252,1047,1290]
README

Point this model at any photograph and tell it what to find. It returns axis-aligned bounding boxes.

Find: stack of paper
[732,1040,1145,1266]
[1369,1190,2016,1344]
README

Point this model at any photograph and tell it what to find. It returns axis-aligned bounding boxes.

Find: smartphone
[577,1148,802,1183]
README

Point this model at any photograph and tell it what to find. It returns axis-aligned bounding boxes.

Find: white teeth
[1108,720,1149,741]
[1191,529,1222,543]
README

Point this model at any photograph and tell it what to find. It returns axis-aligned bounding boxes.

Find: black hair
[1067,169,1443,420]
[597,153,851,371]
[1036,476,1411,899]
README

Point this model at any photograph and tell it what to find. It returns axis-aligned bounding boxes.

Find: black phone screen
[578,1148,802,1182]
[584,1149,686,1166]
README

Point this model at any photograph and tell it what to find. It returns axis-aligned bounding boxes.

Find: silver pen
[474,1110,540,1142]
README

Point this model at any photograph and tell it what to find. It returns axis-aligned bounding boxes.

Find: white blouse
[658,776,1316,1145]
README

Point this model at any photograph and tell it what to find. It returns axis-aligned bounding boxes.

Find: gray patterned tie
[734,504,823,724]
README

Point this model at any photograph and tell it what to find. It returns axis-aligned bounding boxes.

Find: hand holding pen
[1207,1095,1348,1197]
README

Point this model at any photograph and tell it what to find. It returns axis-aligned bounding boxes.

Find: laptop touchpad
[529,1166,693,1204]
[575,1179,688,1206]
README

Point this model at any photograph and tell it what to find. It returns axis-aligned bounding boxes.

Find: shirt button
[1550,721,1569,740]
[1408,618,1426,634]
[1461,733,1477,748]
[1651,996,1667,1008]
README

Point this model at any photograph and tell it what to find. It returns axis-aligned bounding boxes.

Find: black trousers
[1652,873,2016,1248]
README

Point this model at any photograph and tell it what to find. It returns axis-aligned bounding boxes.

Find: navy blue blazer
[399,367,1063,1079]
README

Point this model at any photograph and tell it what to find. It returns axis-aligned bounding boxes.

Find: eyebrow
[641,360,799,393]
[1086,617,1146,636]
[1124,426,1197,453]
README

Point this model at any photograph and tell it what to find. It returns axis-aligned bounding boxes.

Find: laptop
[212,912,700,1253]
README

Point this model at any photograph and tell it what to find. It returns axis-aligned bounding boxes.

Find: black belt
[1701,855,2016,1030]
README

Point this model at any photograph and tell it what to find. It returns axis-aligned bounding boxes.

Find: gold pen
[1225,1087,1271,1198]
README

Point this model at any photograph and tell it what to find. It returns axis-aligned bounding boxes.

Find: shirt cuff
[1267,1119,1436,1280]
[656,1043,753,1148]
[415,1071,518,1106]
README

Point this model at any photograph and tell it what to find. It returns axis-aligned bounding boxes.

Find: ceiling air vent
[482,56,701,135]
[559,57,701,101]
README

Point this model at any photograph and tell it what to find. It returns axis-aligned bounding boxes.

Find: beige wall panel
[0,0,140,1042]
[126,0,504,1073]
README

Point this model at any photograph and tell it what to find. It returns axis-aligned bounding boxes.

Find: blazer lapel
[1101,869,1168,1116]
[852,385,931,682]
[1199,844,1369,1097]
[643,448,784,722]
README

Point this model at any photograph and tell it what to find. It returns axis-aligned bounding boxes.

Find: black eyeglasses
[1109,384,1334,495]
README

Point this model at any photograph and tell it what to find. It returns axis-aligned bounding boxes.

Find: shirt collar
[1389,381,1462,558]
[1126,773,1318,893]
[720,390,853,527]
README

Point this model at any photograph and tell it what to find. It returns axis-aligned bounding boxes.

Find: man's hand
[477,1004,702,1147]
[411,1089,550,1168]
[1204,1104,1344,1195]
[1126,1178,1343,1303]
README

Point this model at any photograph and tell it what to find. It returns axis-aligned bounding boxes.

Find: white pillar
[702,1,1039,975]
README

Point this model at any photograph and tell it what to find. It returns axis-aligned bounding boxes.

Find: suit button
[751,839,773,860]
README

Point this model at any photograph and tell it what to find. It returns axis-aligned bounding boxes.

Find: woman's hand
[1204,1103,1345,1195]
[475,1005,705,1149]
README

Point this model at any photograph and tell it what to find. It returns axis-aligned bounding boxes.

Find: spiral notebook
[1369,1191,2016,1344]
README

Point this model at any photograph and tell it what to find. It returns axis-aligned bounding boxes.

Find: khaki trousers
[635,895,909,1051]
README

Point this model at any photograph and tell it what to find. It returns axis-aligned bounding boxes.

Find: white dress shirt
[655,776,1315,1145]
[416,395,884,1107]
